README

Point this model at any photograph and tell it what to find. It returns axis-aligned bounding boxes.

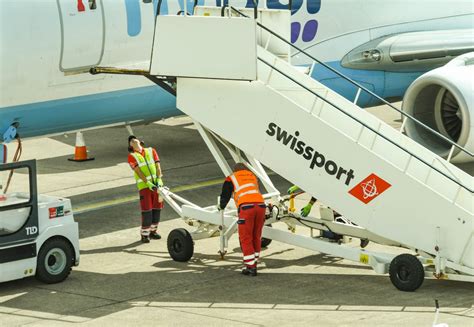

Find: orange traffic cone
[68,131,94,162]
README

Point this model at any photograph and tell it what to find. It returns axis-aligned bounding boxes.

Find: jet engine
[402,53,474,163]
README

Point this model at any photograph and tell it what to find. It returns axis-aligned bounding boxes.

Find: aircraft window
[0,167,31,236]
[89,0,97,10]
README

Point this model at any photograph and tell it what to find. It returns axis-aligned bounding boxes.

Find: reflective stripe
[244,259,256,266]
[230,175,239,188]
[254,252,260,258]
[230,175,256,192]
[235,182,256,192]
[131,153,147,168]
[236,190,258,200]
[137,177,154,184]
[243,254,255,261]
[131,152,140,163]
[136,175,158,185]
[230,171,263,207]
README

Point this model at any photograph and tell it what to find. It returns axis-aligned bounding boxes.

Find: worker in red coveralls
[127,135,164,243]
[218,163,266,276]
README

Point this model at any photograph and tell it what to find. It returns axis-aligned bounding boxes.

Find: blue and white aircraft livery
[1,0,473,160]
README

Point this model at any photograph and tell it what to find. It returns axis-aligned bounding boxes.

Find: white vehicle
[0,160,79,284]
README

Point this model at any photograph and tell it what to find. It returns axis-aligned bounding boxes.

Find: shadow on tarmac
[1,247,473,321]
[4,122,473,322]
[2,178,469,321]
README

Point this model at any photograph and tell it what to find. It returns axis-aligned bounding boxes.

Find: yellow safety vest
[131,148,157,191]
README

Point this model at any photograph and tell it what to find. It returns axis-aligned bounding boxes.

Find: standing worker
[128,135,164,243]
[218,163,266,277]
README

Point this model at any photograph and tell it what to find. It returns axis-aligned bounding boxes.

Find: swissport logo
[266,122,356,186]
[348,173,391,204]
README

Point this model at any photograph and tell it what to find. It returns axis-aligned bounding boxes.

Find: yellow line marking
[359,253,369,264]
[73,177,225,214]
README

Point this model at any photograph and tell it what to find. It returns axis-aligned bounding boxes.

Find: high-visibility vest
[131,148,157,191]
[229,170,264,207]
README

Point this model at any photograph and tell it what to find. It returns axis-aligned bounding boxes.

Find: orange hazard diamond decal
[349,173,391,204]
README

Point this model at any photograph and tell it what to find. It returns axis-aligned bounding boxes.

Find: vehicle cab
[0,160,79,284]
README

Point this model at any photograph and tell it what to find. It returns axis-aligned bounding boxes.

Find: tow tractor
[0,160,79,284]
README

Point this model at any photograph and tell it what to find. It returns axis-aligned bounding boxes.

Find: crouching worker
[218,163,266,277]
[127,135,164,243]
[288,185,345,243]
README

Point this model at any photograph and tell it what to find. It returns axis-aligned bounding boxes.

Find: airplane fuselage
[1,0,472,140]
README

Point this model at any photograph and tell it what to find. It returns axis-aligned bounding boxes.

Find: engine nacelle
[402,53,474,163]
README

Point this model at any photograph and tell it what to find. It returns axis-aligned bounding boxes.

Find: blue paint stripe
[125,0,142,37]
[0,57,425,140]
[178,0,196,14]
[0,86,178,140]
[154,0,168,15]
[311,61,424,107]
[307,0,321,14]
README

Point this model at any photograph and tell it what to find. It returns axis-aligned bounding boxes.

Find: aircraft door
[103,0,155,70]
[57,0,105,71]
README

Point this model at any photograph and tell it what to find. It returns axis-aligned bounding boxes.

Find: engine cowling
[402,53,474,163]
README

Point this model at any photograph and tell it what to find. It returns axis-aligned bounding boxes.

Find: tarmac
[1,106,473,326]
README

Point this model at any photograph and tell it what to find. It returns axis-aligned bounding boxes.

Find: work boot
[150,232,161,240]
[141,235,150,243]
[241,267,257,276]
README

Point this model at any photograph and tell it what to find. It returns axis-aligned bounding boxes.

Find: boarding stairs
[94,6,473,291]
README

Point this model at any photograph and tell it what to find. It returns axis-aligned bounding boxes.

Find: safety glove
[156,178,164,187]
[287,185,300,194]
[146,181,157,191]
[300,202,313,217]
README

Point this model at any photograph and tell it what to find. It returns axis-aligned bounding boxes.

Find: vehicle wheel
[36,238,73,284]
[360,239,370,248]
[389,254,424,292]
[167,228,194,262]
[261,223,273,248]
[261,237,272,248]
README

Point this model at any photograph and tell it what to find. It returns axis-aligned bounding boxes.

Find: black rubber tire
[261,223,273,248]
[36,238,73,284]
[360,239,370,248]
[389,254,424,292]
[167,228,194,262]
[261,237,272,248]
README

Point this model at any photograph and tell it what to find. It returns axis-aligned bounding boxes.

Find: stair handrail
[257,56,472,193]
[258,57,473,193]
[230,6,474,159]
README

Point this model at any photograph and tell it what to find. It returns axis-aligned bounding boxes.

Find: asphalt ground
[1,109,473,326]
